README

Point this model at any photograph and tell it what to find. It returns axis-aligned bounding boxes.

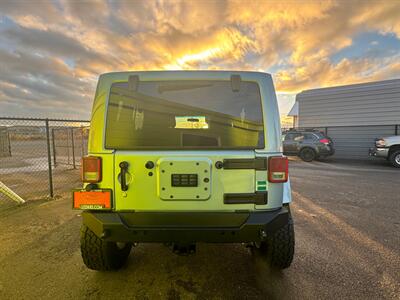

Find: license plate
[72,189,112,210]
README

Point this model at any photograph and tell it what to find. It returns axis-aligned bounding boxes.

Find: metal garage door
[326,125,396,159]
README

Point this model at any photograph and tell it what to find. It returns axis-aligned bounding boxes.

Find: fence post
[7,130,11,157]
[71,127,76,169]
[395,124,399,136]
[45,119,54,198]
[66,128,70,165]
[81,126,84,157]
[0,181,25,204]
[52,128,57,167]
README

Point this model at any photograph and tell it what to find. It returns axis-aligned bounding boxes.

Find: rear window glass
[105,80,264,149]
[303,133,317,141]
[314,132,326,138]
[285,133,302,141]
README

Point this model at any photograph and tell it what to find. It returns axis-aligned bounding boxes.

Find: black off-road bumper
[82,207,289,243]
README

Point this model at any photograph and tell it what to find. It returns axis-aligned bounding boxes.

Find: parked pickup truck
[369,135,400,168]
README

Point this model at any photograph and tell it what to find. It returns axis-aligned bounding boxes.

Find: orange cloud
[275,55,400,93]
[0,0,399,118]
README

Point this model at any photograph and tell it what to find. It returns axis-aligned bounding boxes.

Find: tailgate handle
[119,161,129,191]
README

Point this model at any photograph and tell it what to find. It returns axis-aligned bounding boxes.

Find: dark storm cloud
[0,48,94,118]
[2,25,102,61]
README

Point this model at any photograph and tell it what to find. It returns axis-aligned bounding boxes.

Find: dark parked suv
[282,129,335,162]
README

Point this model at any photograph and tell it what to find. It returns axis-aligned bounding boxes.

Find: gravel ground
[0,159,399,299]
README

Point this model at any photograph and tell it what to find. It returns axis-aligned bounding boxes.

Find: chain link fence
[0,117,90,208]
[52,126,89,169]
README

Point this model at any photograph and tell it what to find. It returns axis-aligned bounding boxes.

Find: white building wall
[297,79,400,127]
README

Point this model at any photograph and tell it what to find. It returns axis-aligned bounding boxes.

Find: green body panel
[87,71,286,212]
[113,151,258,211]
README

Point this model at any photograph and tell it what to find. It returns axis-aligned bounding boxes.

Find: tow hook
[259,229,267,240]
[101,229,110,238]
[167,243,196,256]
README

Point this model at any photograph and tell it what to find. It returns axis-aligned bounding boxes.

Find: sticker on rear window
[175,116,209,129]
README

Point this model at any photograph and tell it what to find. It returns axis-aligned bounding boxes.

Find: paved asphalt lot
[0,159,399,299]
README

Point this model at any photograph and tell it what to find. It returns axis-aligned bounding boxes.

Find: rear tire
[299,147,316,162]
[80,224,132,271]
[256,213,295,269]
[389,150,400,168]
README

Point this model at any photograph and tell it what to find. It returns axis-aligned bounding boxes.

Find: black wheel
[80,224,132,271]
[255,212,295,269]
[299,147,316,162]
[389,150,400,168]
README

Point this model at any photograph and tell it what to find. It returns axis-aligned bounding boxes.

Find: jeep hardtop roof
[88,71,281,153]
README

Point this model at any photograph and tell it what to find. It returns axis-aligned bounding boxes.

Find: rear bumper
[82,207,289,243]
[369,147,389,158]
[318,145,335,156]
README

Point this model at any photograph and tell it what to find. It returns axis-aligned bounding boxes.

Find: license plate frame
[72,189,112,210]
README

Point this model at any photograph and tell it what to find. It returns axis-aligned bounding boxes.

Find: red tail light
[81,156,102,183]
[319,138,330,145]
[268,156,288,183]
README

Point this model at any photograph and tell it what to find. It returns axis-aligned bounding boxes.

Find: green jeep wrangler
[73,71,294,271]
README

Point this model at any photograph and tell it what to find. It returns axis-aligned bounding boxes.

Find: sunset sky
[0,0,399,119]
